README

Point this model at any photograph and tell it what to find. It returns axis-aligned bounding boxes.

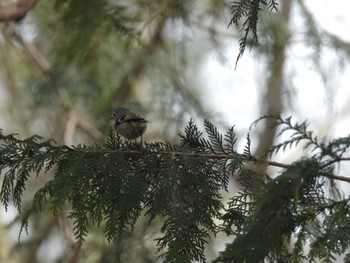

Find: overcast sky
[201,0,350,138]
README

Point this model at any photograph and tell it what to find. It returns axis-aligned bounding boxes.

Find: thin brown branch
[0,0,39,22]
[264,160,290,169]
[139,1,167,35]
[6,24,104,142]
[101,148,350,183]
[8,23,50,72]
[324,157,350,168]
[64,111,78,146]
[322,174,350,183]
[58,89,104,141]
[90,147,289,168]
[68,239,83,263]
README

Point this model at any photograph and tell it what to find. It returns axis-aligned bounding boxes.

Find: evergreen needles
[1,116,350,262]
[228,0,279,66]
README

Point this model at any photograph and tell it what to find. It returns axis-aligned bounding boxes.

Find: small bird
[111,107,148,141]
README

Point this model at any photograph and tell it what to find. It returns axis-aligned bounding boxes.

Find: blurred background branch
[0,0,38,22]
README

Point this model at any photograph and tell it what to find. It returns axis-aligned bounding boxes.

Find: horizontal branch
[0,0,39,22]
[88,148,289,168]
[321,173,350,183]
[3,132,350,183]
[104,148,350,183]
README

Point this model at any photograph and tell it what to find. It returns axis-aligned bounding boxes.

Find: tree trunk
[255,0,292,160]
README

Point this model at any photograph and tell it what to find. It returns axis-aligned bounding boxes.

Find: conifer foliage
[228,0,279,64]
[1,116,350,262]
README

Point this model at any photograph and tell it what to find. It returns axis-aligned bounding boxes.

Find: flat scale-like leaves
[1,116,350,262]
[228,0,279,65]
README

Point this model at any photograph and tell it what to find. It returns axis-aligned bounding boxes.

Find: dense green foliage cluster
[1,116,350,262]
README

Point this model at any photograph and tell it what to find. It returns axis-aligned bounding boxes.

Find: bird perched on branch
[111,107,148,142]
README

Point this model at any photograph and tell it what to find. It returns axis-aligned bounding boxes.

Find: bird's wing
[121,113,147,123]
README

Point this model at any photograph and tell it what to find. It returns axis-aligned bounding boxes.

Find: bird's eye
[112,112,116,117]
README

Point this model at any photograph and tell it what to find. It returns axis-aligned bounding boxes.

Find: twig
[0,0,38,22]
[58,89,104,141]
[68,239,83,263]
[7,24,104,142]
[323,157,350,168]
[8,23,50,72]
[139,1,167,35]
[99,148,350,183]
[263,160,290,169]
[321,173,350,183]
[87,148,289,168]
[64,111,78,146]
